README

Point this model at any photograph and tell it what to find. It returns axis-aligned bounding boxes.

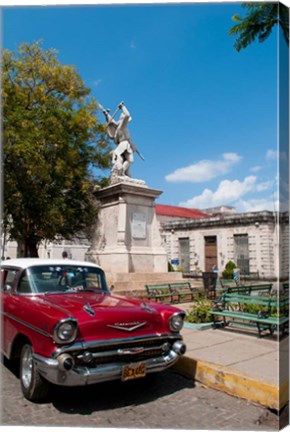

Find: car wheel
[20,343,50,402]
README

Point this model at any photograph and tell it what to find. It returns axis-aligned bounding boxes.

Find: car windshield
[17,265,109,295]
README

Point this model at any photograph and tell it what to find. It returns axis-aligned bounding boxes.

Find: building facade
[158,209,289,281]
[2,206,289,281]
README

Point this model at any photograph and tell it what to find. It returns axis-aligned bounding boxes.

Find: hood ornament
[141,302,154,313]
[83,303,95,317]
[107,321,146,332]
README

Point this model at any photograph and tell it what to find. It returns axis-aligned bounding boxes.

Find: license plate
[122,362,146,381]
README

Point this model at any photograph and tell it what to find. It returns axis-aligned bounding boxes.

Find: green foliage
[185,297,213,323]
[222,261,237,279]
[244,304,288,318]
[232,294,289,318]
[2,41,112,256]
[229,3,289,51]
[168,261,175,272]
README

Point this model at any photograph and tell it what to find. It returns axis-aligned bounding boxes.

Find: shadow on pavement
[50,370,195,414]
[2,355,195,413]
[2,356,20,378]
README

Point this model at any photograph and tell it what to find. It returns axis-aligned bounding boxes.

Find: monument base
[86,181,168,274]
[105,271,185,293]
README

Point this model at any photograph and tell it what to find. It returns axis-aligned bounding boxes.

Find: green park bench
[145,284,174,303]
[226,283,273,295]
[211,292,289,337]
[219,278,237,288]
[169,282,201,303]
[145,282,200,304]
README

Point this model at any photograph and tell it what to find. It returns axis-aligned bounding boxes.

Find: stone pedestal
[86,181,168,279]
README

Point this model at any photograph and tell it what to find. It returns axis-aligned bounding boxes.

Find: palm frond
[229,2,289,51]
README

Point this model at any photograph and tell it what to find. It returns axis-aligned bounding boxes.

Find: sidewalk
[173,323,289,411]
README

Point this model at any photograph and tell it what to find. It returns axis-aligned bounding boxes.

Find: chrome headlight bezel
[169,312,185,332]
[53,318,78,344]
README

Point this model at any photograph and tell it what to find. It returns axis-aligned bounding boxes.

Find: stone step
[106,272,204,292]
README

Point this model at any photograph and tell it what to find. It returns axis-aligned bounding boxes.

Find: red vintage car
[1,258,186,401]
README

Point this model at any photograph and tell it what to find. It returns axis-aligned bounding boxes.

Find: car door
[1,267,21,356]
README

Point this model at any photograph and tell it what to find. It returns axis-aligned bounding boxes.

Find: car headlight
[53,318,78,344]
[169,312,185,332]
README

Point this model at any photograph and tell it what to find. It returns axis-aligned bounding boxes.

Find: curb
[173,355,288,411]
[184,322,213,331]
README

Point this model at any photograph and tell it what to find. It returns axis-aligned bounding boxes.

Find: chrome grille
[70,337,177,368]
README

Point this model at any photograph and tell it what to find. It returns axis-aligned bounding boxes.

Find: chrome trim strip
[2,311,52,338]
[52,334,182,357]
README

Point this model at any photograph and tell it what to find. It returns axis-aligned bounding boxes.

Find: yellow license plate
[122,363,146,381]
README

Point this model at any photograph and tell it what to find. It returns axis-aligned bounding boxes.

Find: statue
[99,101,144,179]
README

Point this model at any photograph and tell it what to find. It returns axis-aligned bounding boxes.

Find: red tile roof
[156,204,209,219]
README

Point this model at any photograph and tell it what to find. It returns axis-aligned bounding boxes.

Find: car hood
[42,292,171,341]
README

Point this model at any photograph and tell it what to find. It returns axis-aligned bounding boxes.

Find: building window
[179,238,190,272]
[234,234,249,274]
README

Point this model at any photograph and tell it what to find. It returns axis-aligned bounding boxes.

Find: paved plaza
[1,358,281,430]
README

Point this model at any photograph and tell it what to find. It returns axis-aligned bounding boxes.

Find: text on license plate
[122,363,146,381]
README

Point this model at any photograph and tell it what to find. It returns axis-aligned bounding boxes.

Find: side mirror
[110,284,115,292]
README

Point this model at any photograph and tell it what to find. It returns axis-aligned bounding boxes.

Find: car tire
[20,343,50,402]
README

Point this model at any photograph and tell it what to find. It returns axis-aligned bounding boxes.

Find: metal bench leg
[257,322,262,337]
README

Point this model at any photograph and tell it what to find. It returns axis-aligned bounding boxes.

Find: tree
[229,2,289,52]
[3,41,112,257]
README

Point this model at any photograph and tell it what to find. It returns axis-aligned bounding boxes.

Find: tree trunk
[17,238,39,258]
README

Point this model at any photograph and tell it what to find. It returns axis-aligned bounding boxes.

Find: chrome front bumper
[33,341,186,387]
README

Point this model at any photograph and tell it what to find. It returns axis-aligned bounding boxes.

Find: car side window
[17,271,32,294]
[1,269,18,292]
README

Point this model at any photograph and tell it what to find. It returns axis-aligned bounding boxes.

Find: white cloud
[165,152,242,183]
[94,78,103,86]
[266,149,278,160]
[235,198,279,213]
[256,180,272,192]
[266,149,287,161]
[250,165,262,173]
[178,176,273,211]
[179,176,257,208]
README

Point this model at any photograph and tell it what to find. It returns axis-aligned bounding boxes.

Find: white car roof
[1,258,102,270]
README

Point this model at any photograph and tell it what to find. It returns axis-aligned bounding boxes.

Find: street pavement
[0,357,281,430]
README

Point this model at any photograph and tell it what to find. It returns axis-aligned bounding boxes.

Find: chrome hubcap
[21,345,33,389]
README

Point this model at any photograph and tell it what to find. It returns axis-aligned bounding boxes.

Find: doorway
[204,236,217,272]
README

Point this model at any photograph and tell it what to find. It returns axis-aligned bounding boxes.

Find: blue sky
[2,1,288,212]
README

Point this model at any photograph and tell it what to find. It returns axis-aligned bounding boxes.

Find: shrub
[186,298,213,323]
[222,260,237,279]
